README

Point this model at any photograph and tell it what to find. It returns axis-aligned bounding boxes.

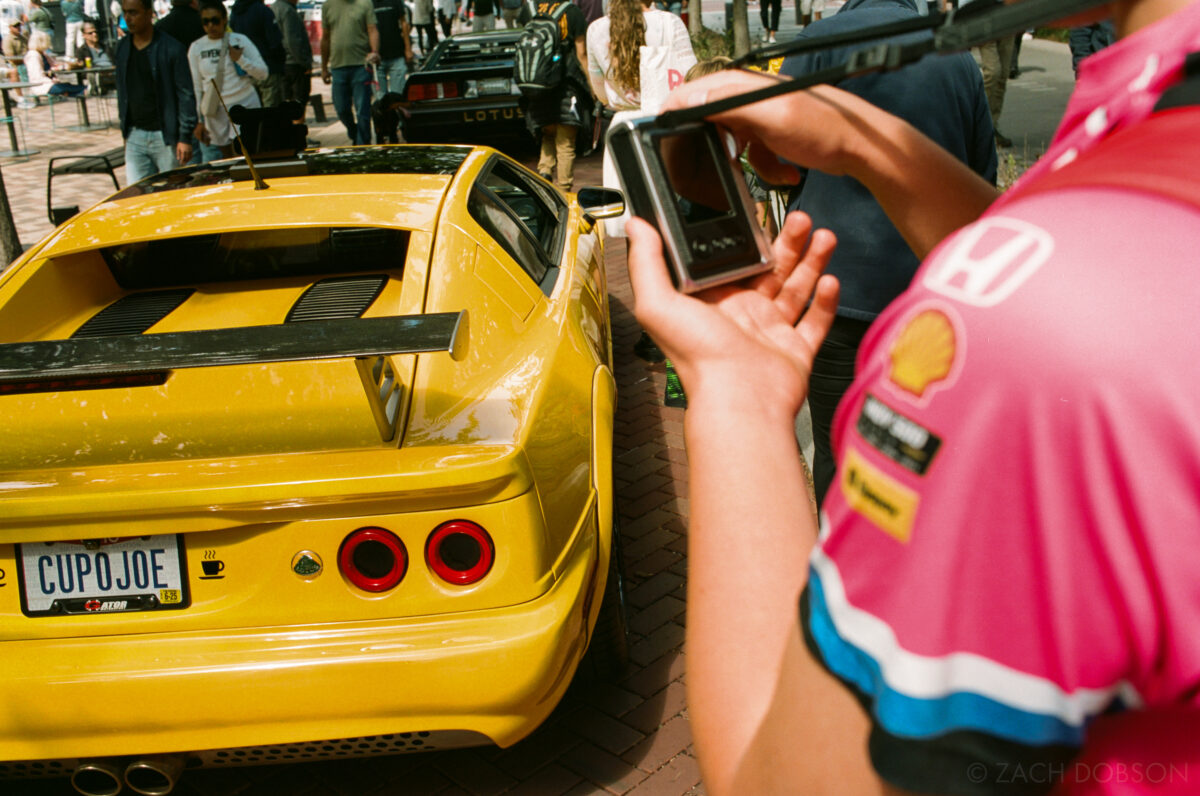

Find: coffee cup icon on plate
[200,552,225,579]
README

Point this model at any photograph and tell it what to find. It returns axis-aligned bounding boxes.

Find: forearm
[587,71,606,104]
[368,26,379,56]
[688,77,999,260]
[682,392,818,796]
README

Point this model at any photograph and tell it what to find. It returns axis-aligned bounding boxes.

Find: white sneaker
[768,33,776,43]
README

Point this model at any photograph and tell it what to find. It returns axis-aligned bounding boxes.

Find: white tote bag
[638,22,688,115]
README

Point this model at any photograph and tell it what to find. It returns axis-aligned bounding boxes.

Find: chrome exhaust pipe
[70,759,124,796]
[124,755,185,796]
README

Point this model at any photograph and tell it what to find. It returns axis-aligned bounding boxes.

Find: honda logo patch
[922,217,1053,307]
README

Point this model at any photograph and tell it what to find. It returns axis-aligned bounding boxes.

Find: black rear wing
[0,312,468,442]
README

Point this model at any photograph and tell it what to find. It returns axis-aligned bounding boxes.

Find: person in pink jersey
[623,1,1200,793]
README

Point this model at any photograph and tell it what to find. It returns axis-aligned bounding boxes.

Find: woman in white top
[586,0,695,237]
[188,0,268,162]
[23,30,87,98]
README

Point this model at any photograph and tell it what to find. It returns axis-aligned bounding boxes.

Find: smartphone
[606,117,774,293]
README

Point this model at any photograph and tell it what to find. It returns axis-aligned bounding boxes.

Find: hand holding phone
[607,118,774,293]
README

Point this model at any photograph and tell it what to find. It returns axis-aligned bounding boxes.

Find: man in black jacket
[231,0,287,105]
[115,0,195,182]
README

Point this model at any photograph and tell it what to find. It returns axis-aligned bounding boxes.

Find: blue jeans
[375,57,408,98]
[198,141,226,163]
[48,82,87,97]
[331,65,373,145]
[187,133,204,166]
[124,128,178,184]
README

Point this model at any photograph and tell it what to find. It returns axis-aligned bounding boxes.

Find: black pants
[281,64,311,107]
[808,315,873,510]
[760,0,781,32]
[438,10,453,37]
[417,23,438,52]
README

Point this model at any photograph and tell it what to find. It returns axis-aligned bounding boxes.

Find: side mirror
[577,186,625,223]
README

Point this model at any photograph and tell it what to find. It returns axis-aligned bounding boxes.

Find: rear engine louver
[285,276,388,323]
[72,288,195,338]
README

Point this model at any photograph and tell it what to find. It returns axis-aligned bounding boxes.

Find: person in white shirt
[24,30,88,97]
[188,0,268,160]
[586,0,695,237]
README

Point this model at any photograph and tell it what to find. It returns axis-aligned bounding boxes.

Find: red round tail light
[426,521,494,585]
[338,527,407,592]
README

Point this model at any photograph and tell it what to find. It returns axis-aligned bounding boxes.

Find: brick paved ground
[4,86,702,796]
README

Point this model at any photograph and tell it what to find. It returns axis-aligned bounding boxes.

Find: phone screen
[655,127,734,227]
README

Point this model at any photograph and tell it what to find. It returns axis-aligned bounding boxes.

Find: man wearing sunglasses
[625,0,1200,793]
[79,22,114,65]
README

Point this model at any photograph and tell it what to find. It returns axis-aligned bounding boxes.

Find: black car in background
[401,30,531,151]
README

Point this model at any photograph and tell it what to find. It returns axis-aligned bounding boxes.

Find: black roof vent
[72,288,195,338]
[286,276,388,323]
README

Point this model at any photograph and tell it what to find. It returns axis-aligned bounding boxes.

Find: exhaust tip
[71,760,124,796]
[125,756,184,796]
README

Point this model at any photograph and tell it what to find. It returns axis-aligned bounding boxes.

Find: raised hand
[625,210,839,422]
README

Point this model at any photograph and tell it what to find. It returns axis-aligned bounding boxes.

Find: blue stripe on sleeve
[804,567,1086,748]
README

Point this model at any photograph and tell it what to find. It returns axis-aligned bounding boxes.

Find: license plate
[17,535,190,617]
[477,77,511,95]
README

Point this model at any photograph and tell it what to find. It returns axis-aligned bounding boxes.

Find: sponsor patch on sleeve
[921,216,1053,307]
[856,394,942,476]
[888,309,956,399]
[840,447,919,544]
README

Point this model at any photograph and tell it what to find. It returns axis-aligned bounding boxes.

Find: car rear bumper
[0,520,600,762]
[404,99,528,142]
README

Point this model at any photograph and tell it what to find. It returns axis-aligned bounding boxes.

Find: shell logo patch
[840,447,919,544]
[888,309,958,399]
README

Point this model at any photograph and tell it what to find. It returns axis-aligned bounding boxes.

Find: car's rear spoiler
[0,312,468,442]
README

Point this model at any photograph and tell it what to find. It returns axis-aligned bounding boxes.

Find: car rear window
[101,227,410,289]
[427,37,518,69]
[110,146,471,198]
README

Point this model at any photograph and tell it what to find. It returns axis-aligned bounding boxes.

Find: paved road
[2,23,1073,796]
[1001,36,1075,161]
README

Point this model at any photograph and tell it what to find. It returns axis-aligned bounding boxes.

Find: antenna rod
[210,77,269,190]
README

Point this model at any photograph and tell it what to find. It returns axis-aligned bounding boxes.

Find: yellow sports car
[0,144,627,795]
